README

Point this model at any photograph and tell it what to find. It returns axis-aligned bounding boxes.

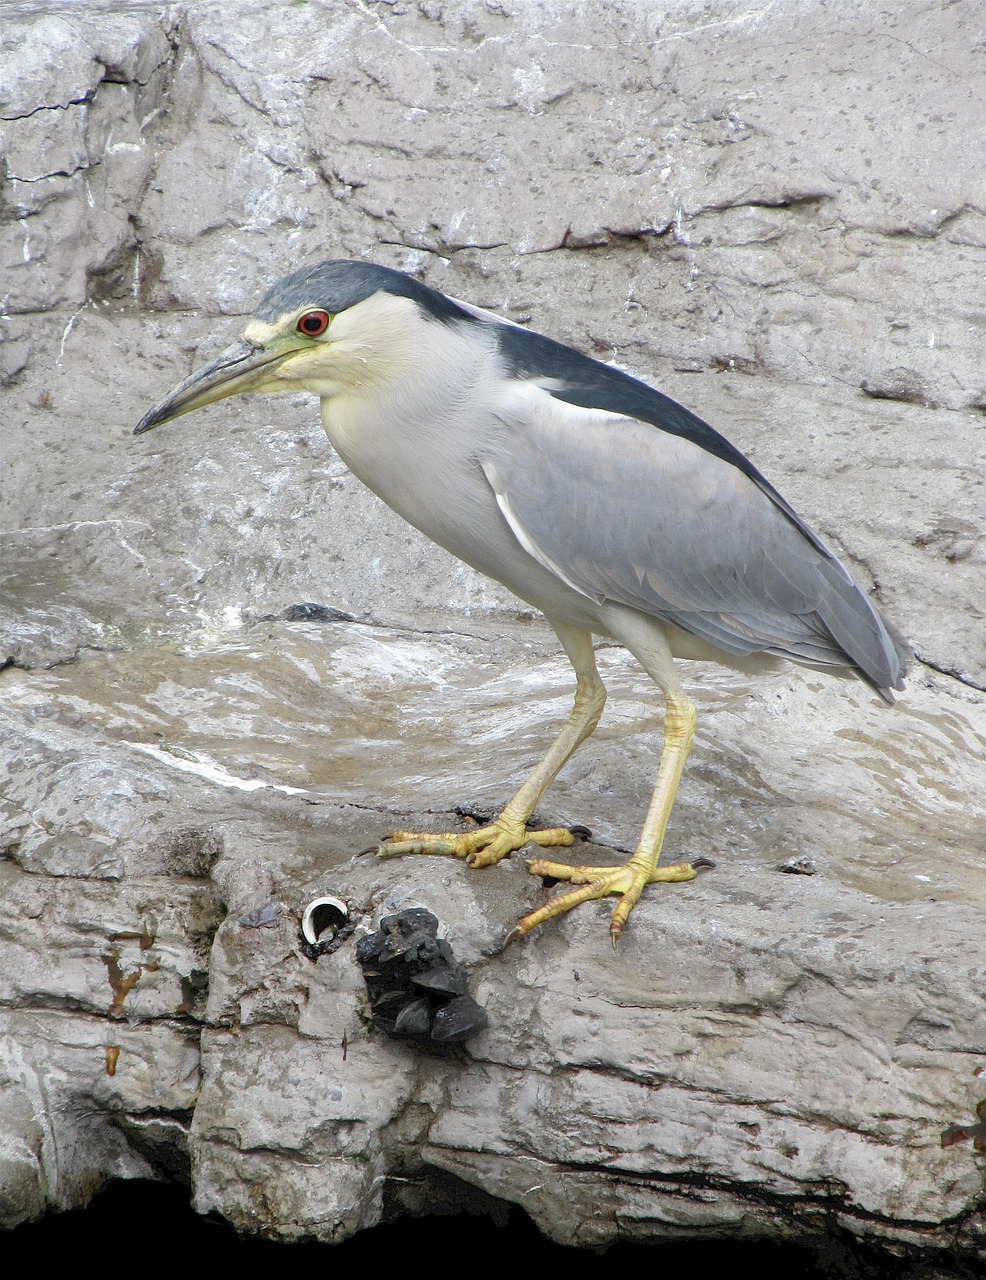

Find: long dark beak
[133,340,290,435]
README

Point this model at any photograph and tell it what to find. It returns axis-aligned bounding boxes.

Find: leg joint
[575,672,607,726]
[664,691,696,745]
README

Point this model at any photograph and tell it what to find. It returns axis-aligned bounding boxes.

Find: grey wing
[483,385,908,696]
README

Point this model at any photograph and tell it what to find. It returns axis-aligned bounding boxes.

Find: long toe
[379,818,575,867]
[509,855,701,943]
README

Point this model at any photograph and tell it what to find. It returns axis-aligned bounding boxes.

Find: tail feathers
[673,561,912,702]
[812,559,911,701]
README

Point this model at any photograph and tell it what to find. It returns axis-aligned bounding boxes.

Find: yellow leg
[508,689,698,945]
[378,623,606,867]
[501,604,701,947]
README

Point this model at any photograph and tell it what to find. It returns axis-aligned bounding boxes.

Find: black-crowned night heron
[135,261,909,944]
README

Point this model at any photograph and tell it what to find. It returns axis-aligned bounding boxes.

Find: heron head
[133,260,478,435]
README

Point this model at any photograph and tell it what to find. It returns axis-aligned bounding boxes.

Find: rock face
[1,0,983,1268]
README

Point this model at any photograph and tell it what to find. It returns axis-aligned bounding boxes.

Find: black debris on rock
[280,602,356,623]
[778,855,818,875]
[355,908,488,1047]
[255,602,356,624]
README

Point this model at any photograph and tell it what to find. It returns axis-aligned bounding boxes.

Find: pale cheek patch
[243,316,294,346]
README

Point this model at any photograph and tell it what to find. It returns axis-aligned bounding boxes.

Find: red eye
[297,310,330,336]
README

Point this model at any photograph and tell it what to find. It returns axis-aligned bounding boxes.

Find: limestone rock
[1,0,983,1268]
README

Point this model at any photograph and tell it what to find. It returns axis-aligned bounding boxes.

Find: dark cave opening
[8,1177,970,1278]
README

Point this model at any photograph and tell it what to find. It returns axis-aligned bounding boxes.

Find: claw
[511,856,705,943]
[377,818,576,868]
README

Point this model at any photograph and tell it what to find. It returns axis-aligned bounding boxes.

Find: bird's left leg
[378,622,605,867]
[509,613,701,945]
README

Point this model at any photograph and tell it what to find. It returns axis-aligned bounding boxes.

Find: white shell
[301,895,349,946]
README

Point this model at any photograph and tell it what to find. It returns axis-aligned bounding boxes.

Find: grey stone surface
[1,0,983,1267]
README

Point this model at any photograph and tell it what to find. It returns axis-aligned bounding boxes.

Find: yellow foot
[508,855,714,946]
[377,816,577,869]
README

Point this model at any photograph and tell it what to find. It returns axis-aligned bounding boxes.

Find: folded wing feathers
[485,366,910,698]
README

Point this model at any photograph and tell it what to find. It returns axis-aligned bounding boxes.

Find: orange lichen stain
[110,926,156,951]
[105,1045,121,1076]
[941,1099,986,1154]
[102,926,161,1017]
[102,944,144,1017]
[247,1183,276,1223]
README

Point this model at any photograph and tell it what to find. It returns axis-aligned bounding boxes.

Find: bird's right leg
[377,622,605,867]
[508,609,704,945]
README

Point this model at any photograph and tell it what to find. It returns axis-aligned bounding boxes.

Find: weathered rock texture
[1,0,983,1270]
